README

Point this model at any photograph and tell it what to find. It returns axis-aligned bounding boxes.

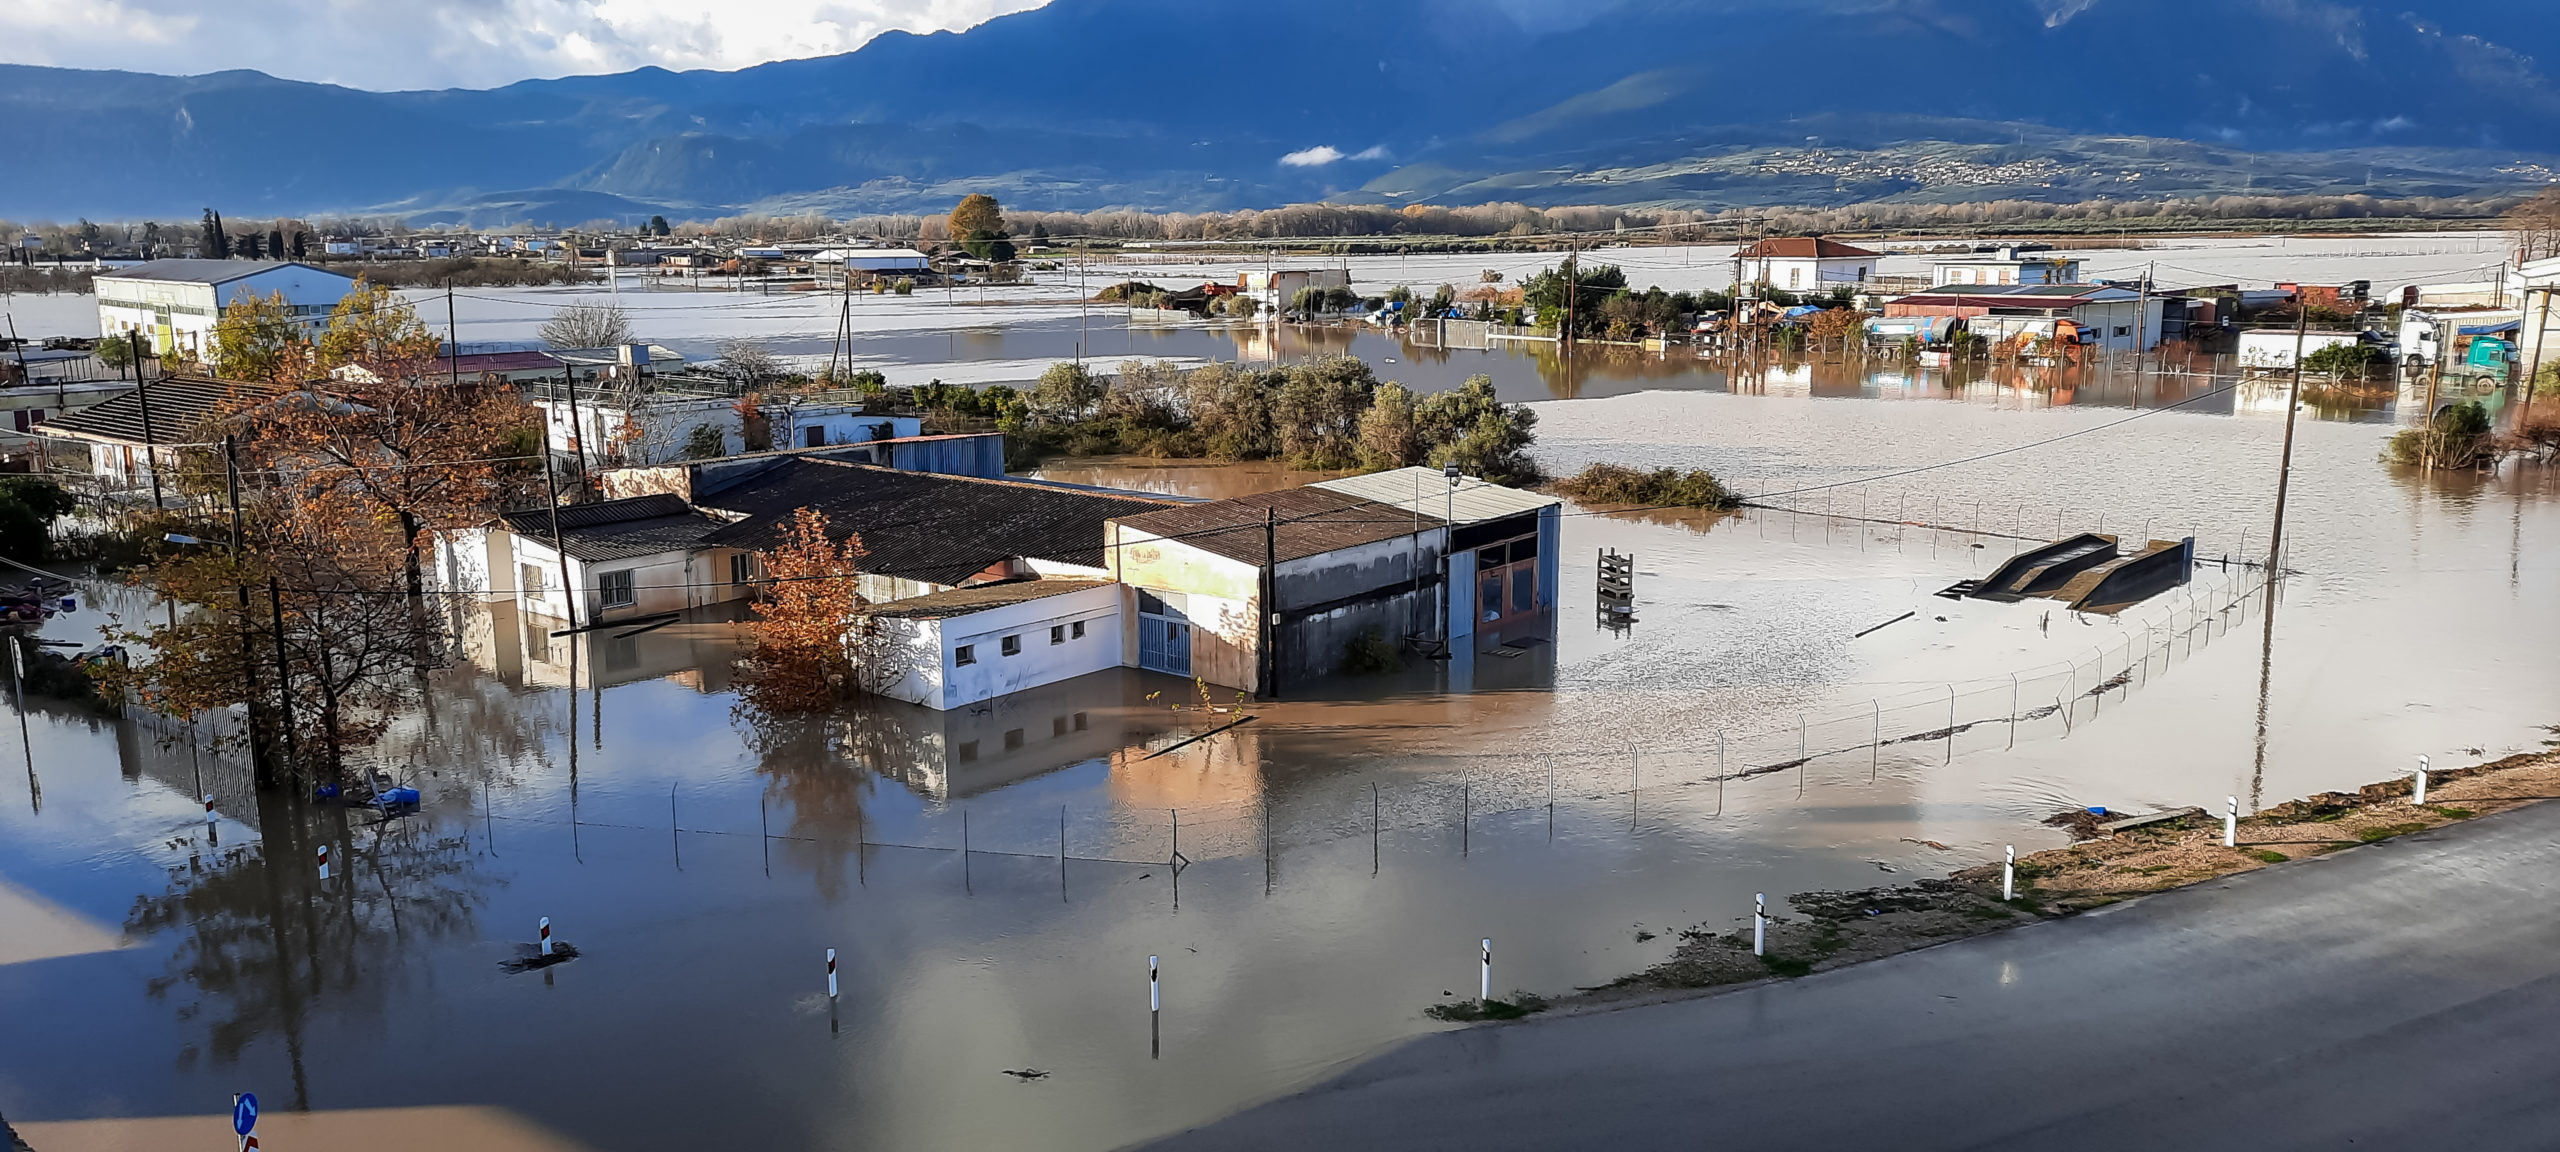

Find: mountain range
[6,0,2560,223]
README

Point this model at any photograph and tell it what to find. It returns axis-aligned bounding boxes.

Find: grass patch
[2249,849,2289,864]
[2430,806,2475,819]
[2358,822,2433,843]
[1425,992,1550,1022]
[1759,955,1815,978]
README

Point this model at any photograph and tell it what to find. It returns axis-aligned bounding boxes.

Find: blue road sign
[234,1093,259,1136]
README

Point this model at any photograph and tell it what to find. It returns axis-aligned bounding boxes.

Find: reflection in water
[124,793,482,1107]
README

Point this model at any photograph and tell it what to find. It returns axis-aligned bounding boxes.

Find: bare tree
[714,339,786,389]
[538,301,633,349]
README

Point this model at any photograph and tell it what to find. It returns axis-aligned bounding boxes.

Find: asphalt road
[1140,799,2560,1151]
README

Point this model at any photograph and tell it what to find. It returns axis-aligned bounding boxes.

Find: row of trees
[970,357,1541,482]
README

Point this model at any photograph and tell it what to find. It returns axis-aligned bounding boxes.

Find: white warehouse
[94,260,357,363]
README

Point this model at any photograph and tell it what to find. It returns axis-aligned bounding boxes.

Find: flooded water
[6,356,2557,1149]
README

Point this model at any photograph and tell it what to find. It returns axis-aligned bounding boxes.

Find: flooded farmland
[5,337,2558,1148]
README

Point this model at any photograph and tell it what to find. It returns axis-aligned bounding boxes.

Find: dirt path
[1467,744,2560,1017]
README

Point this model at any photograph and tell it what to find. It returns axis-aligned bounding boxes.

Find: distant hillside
[5,0,2560,222]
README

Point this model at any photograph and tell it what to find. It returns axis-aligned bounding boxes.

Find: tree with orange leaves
[234,280,541,609]
[735,508,889,717]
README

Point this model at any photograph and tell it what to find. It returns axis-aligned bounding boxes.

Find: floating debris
[498,942,581,973]
[1001,1069,1050,1081]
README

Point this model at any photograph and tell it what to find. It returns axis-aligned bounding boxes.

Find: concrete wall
[1270,529,1443,688]
[870,584,1125,710]
[1109,525,1261,692]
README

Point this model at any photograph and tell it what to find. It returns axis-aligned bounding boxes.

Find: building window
[1072,711,1088,731]
[1071,620,1086,639]
[2114,326,2131,338]
[1053,715,1069,737]
[1001,635,1022,656]
[730,553,752,585]
[598,569,635,608]
[1788,267,1802,289]
[1004,728,1025,750]
[957,740,979,762]
[520,563,546,598]
[955,644,976,666]
[1050,624,1066,645]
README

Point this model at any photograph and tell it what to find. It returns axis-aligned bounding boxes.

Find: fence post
[1870,700,1880,783]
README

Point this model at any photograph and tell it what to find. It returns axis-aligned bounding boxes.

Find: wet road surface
[1142,798,2560,1151]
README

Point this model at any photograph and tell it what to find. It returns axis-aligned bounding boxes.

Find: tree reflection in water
[122,794,487,1108]
[744,710,888,901]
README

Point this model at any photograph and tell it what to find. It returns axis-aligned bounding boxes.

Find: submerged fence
[443,560,2274,891]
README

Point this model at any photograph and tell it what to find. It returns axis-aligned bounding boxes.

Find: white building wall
[94,265,355,360]
[872,584,1125,710]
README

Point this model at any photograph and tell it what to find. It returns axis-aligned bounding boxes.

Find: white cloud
[1280,144,1389,168]
[0,0,1050,90]
[1280,145,1345,167]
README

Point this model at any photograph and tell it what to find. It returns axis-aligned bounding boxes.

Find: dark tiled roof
[1111,486,1443,567]
[854,578,1112,620]
[695,459,1172,586]
[1738,237,1881,260]
[41,377,275,445]
[97,259,348,286]
[499,493,725,562]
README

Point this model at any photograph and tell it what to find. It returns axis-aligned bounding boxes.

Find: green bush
[2385,400,2493,467]
[1343,629,1402,674]
[1552,463,1738,509]
[2302,341,2383,377]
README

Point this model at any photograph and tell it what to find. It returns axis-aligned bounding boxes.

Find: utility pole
[2522,284,2548,432]
[1260,506,1279,700]
[225,436,271,786]
[2264,307,2311,577]
[2134,261,2153,406]
[446,286,461,388]
[267,575,298,785]
[1562,239,1579,350]
[134,349,166,511]
[542,457,579,631]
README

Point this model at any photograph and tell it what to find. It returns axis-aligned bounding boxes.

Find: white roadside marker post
[539,916,553,957]
[1753,894,1766,957]
[205,794,217,826]
[316,843,329,882]
[2003,846,2015,902]
[2224,797,2238,848]
[2413,755,2430,806]
[1480,939,1492,1003]
[827,949,838,999]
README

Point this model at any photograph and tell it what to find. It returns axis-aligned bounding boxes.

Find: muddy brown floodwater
[4,356,2554,1151]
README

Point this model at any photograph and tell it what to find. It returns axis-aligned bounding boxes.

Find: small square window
[729,553,751,585]
[1071,620,1085,640]
[1052,715,1068,737]
[1050,625,1065,645]
[957,740,979,762]
[1072,711,1087,731]
[955,644,976,666]
[598,569,635,608]
[1001,635,1021,656]
[1003,728,1024,750]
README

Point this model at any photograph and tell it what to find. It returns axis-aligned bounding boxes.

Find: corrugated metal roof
[853,578,1110,620]
[1112,486,1443,567]
[1736,238,1881,260]
[95,259,350,286]
[1311,468,1558,524]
